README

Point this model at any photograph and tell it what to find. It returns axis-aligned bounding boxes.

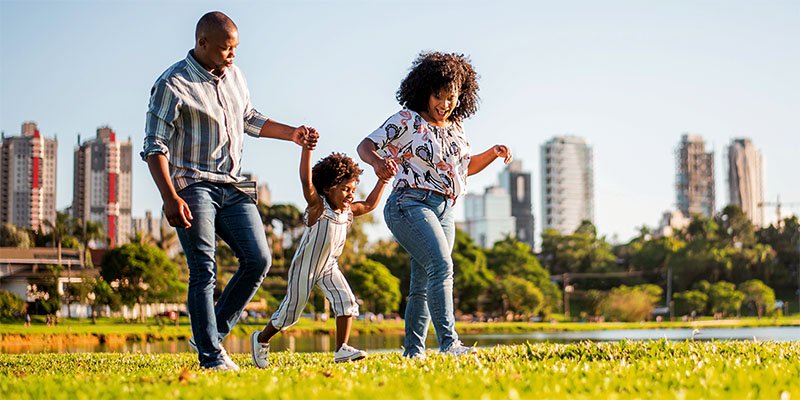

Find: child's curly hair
[396,51,480,122]
[312,153,363,195]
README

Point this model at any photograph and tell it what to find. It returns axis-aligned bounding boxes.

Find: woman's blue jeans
[384,188,458,356]
[176,182,271,368]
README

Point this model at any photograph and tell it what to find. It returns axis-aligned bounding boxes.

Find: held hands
[372,157,398,181]
[493,145,513,164]
[164,195,193,228]
[292,126,319,150]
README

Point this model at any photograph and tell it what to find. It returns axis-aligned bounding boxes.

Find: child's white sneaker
[334,343,367,363]
[251,331,270,368]
[442,340,476,357]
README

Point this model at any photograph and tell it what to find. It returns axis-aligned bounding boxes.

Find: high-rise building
[676,134,715,218]
[540,136,594,235]
[727,138,765,227]
[464,186,516,248]
[72,126,132,247]
[0,122,58,230]
[498,160,534,249]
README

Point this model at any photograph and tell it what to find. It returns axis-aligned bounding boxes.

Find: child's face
[323,178,358,211]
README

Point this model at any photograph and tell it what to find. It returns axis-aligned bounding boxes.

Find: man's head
[193,11,239,76]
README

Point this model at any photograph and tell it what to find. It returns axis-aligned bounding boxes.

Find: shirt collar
[185,51,224,82]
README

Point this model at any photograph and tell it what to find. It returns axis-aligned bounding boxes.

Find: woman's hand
[372,157,398,181]
[493,144,512,164]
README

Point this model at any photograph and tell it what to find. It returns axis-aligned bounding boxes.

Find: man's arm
[146,154,193,228]
[467,145,513,176]
[259,119,318,149]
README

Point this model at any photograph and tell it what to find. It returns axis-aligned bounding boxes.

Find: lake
[3,326,799,354]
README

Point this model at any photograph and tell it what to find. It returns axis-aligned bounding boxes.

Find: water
[3,326,798,354]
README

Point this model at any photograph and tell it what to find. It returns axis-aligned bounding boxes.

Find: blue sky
[1,0,798,245]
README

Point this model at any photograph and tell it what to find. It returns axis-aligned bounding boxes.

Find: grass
[1,341,799,399]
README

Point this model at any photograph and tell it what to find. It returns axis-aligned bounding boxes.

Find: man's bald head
[195,11,238,40]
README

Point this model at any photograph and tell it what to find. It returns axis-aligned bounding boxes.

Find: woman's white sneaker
[251,331,270,368]
[334,344,367,363]
[443,341,476,357]
[189,336,240,371]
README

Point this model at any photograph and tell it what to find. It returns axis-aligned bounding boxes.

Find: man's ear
[197,36,207,49]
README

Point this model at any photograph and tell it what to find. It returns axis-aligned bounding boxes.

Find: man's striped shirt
[142,51,267,192]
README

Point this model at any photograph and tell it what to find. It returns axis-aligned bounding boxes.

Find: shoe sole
[334,353,366,363]
[251,331,268,368]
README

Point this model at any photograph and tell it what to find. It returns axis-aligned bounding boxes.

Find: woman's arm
[351,178,392,217]
[357,138,397,181]
[467,145,513,176]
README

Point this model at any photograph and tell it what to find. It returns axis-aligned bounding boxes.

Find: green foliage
[540,221,618,276]
[673,290,708,315]
[707,281,745,316]
[497,276,544,316]
[28,264,62,314]
[2,342,800,399]
[738,279,776,318]
[367,239,409,314]
[452,229,494,314]
[0,223,31,248]
[347,259,400,314]
[101,243,186,308]
[0,290,26,318]
[597,285,663,322]
[486,236,561,317]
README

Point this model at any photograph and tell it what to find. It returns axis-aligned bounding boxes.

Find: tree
[0,224,31,248]
[367,238,409,315]
[44,211,75,317]
[101,243,186,321]
[757,216,800,290]
[0,290,27,318]
[540,221,618,278]
[486,237,560,317]
[738,279,776,318]
[452,229,494,314]
[347,259,400,315]
[673,290,708,316]
[597,284,662,322]
[28,264,62,315]
[497,276,544,317]
[707,281,745,317]
[72,219,104,268]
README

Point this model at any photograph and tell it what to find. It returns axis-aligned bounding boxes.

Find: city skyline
[2,1,798,245]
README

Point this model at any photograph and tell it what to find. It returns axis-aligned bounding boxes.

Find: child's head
[396,51,479,123]
[312,153,363,210]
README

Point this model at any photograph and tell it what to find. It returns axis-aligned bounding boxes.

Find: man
[142,11,317,370]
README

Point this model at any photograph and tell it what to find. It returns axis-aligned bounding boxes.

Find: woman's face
[422,88,459,126]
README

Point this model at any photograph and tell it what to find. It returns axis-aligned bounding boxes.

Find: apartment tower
[676,134,715,218]
[72,126,132,247]
[497,160,534,249]
[540,136,594,235]
[727,138,764,226]
[0,122,58,230]
[464,186,516,248]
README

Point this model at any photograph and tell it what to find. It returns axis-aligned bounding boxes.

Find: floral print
[366,109,471,199]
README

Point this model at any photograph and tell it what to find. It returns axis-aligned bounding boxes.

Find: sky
[1,0,798,246]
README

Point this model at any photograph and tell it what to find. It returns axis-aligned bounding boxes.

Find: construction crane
[759,195,800,222]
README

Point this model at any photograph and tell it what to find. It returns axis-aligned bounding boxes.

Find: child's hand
[372,157,398,181]
[293,126,318,150]
[304,128,319,150]
[493,145,512,164]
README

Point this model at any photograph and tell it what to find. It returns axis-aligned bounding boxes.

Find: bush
[0,290,27,318]
[598,285,662,322]
[497,276,544,316]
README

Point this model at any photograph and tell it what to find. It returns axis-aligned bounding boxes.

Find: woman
[357,52,512,358]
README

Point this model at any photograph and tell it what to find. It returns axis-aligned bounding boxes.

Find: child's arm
[467,144,513,176]
[300,130,324,223]
[350,177,392,217]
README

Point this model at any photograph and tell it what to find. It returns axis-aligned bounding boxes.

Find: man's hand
[291,126,318,150]
[493,145,513,164]
[164,195,193,228]
[372,157,398,181]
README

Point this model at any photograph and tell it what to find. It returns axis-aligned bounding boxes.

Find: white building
[540,136,594,235]
[676,134,715,218]
[727,138,765,227]
[72,126,132,247]
[498,160,534,249]
[464,186,516,248]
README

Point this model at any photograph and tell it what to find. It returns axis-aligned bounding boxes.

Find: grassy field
[2,316,800,345]
[1,341,799,399]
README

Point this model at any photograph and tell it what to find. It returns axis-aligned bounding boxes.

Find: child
[251,133,394,366]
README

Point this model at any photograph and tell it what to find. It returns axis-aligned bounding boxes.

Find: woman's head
[396,52,479,124]
[312,153,363,210]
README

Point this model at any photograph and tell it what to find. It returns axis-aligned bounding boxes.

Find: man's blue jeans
[176,182,270,368]
[384,188,458,356]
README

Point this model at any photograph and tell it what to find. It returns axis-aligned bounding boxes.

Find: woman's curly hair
[396,51,480,122]
[312,153,363,195]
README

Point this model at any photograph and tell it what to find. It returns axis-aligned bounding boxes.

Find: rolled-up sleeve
[142,79,180,160]
[242,85,267,138]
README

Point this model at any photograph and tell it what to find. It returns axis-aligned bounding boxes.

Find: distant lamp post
[564,284,574,320]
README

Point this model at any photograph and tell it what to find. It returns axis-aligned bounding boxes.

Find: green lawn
[1,341,799,399]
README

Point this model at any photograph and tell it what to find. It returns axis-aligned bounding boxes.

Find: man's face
[196,29,239,75]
